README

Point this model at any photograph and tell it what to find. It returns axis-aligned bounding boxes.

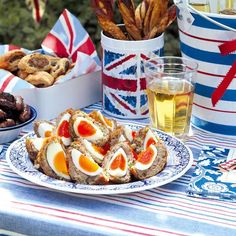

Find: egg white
[143,129,158,149]
[134,144,157,170]
[73,117,104,141]
[97,111,114,130]
[57,113,72,146]
[118,134,126,142]
[71,148,102,176]
[83,139,104,161]
[108,148,128,177]
[31,138,45,151]
[38,123,54,138]
[124,125,133,142]
[46,142,70,180]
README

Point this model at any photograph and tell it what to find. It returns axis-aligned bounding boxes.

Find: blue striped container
[177,5,236,136]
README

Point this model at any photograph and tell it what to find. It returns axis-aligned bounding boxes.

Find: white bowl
[0,106,37,144]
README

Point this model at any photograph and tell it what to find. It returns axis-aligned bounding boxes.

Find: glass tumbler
[144,57,198,139]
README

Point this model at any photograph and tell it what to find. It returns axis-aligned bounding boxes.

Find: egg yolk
[58,120,70,138]
[110,153,126,171]
[45,130,52,137]
[79,154,100,173]
[77,120,96,137]
[146,137,156,149]
[53,151,69,175]
[92,144,106,155]
[137,146,154,165]
[132,131,136,139]
[104,117,112,128]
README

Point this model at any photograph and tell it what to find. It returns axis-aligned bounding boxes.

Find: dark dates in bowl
[0,92,37,144]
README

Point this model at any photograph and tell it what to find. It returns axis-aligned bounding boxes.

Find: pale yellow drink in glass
[146,78,194,137]
[144,57,198,139]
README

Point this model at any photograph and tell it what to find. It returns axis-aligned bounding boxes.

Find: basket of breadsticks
[0,9,102,120]
[91,0,176,119]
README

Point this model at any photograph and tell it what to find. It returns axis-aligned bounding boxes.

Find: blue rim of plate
[6,122,193,195]
[0,106,37,131]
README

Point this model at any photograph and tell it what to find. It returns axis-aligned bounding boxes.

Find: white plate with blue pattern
[6,123,193,195]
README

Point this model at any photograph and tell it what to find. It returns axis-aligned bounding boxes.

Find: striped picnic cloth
[1,102,236,236]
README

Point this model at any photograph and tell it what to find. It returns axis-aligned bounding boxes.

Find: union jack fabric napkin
[0,9,100,93]
[187,146,236,202]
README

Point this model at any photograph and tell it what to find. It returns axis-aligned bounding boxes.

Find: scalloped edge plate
[6,123,193,195]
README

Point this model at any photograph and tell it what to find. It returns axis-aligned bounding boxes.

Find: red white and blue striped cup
[101,31,164,119]
[176,1,236,136]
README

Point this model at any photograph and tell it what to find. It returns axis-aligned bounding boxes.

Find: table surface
[1,102,236,236]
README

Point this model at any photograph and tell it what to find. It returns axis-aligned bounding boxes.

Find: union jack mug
[101,31,164,119]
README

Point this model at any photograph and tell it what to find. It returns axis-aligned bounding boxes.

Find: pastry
[117,0,142,40]
[0,50,26,72]
[17,69,29,80]
[18,53,51,73]
[24,71,55,87]
[50,58,70,79]
[91,0,128,40]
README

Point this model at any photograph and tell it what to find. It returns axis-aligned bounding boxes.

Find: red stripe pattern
[0,74,15,92]
[42,9,98,63]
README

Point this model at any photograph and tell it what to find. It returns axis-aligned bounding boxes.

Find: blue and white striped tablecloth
[1,102,236,236]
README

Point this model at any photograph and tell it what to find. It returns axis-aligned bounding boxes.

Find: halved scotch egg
[102,142,134,184]
[130,143,167,180]
[34,120,55,138]
[36,136,71,181]
[71,138,106,165]
[109,125,137,146]
[67,145,109,185]
[132,126,160,153]
[54,109,73,146]
[69,110,110,146]
[89,110,117,131]
[25,137,47,162]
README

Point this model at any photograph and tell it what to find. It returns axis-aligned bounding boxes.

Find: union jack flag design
[0,9,100,93]
[102,49,163,118]
[42,9,100,65]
